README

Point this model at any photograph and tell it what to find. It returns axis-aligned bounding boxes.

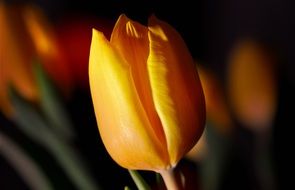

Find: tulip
[25,7,114,90]
[227,40,277,131]
[0,2,80,117]
[227,39,278,190]
[22,4,73,94]
[0,2,38,117]
[89,13,205,180]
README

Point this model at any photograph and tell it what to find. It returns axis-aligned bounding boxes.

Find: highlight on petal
[110,14,166,151]
[89,29,169,170]
[147,15,205,165]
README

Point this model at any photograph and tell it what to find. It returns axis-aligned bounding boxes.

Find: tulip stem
[159,168,181,190]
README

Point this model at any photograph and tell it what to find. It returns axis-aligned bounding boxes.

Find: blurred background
[1,0,294,189]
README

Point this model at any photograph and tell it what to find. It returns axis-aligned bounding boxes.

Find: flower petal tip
[92,28,103,37]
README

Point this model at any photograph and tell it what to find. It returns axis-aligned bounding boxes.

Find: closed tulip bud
[89,14,205,172]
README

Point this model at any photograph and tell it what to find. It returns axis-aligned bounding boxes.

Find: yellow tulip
[89,14,205,171]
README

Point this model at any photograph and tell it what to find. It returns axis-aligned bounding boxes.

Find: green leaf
[33,61,74,140]
[200,122,231,190]
[155,173,165,189]
[0,132,53,190]
[9,88,100,190]
[128,170,151,190]
[124,186,131,190]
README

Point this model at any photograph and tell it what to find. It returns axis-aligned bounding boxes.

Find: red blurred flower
[54,15,113,89]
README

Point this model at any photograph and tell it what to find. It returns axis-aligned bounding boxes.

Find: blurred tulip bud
[0,2,38,117]
[22,4,73,94]
[24,5,114,91]
[1,2,102,117]
[89,14,205,171]
[198,65,232,135]
[227,40,277,131]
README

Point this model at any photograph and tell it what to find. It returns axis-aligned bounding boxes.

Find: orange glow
[0,3,38,117]
[23,5,73,94]
[227,40,277,131]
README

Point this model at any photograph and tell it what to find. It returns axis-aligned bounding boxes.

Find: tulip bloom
[89,14,205,171]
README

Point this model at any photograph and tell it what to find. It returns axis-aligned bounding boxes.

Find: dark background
[1,0,295,189]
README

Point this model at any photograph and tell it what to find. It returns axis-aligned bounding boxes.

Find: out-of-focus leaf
[0,131,53,190]
[128,170,151,190]
[155,172,165,189]
[9,87,55,145]
[33,61,74,140]
[200,121,231,190]
[124,186,131,190]
[9,88,100,190]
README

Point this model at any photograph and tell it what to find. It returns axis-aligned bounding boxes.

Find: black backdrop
[1,0,294,189]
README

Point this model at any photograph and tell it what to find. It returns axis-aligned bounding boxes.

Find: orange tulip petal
[89,29,169,170]
[147,16,205,165]
[110,14,166,147]
[148,17,205,165]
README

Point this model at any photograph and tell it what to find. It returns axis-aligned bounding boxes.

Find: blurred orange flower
[1,2,106,117]
[227,40,278,131]
[0,2,38,117]
[23,4,73,93]
[89,14,205,171]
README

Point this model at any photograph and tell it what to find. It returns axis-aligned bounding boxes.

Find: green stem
[128,170,151,190]
[254,129,276,190]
